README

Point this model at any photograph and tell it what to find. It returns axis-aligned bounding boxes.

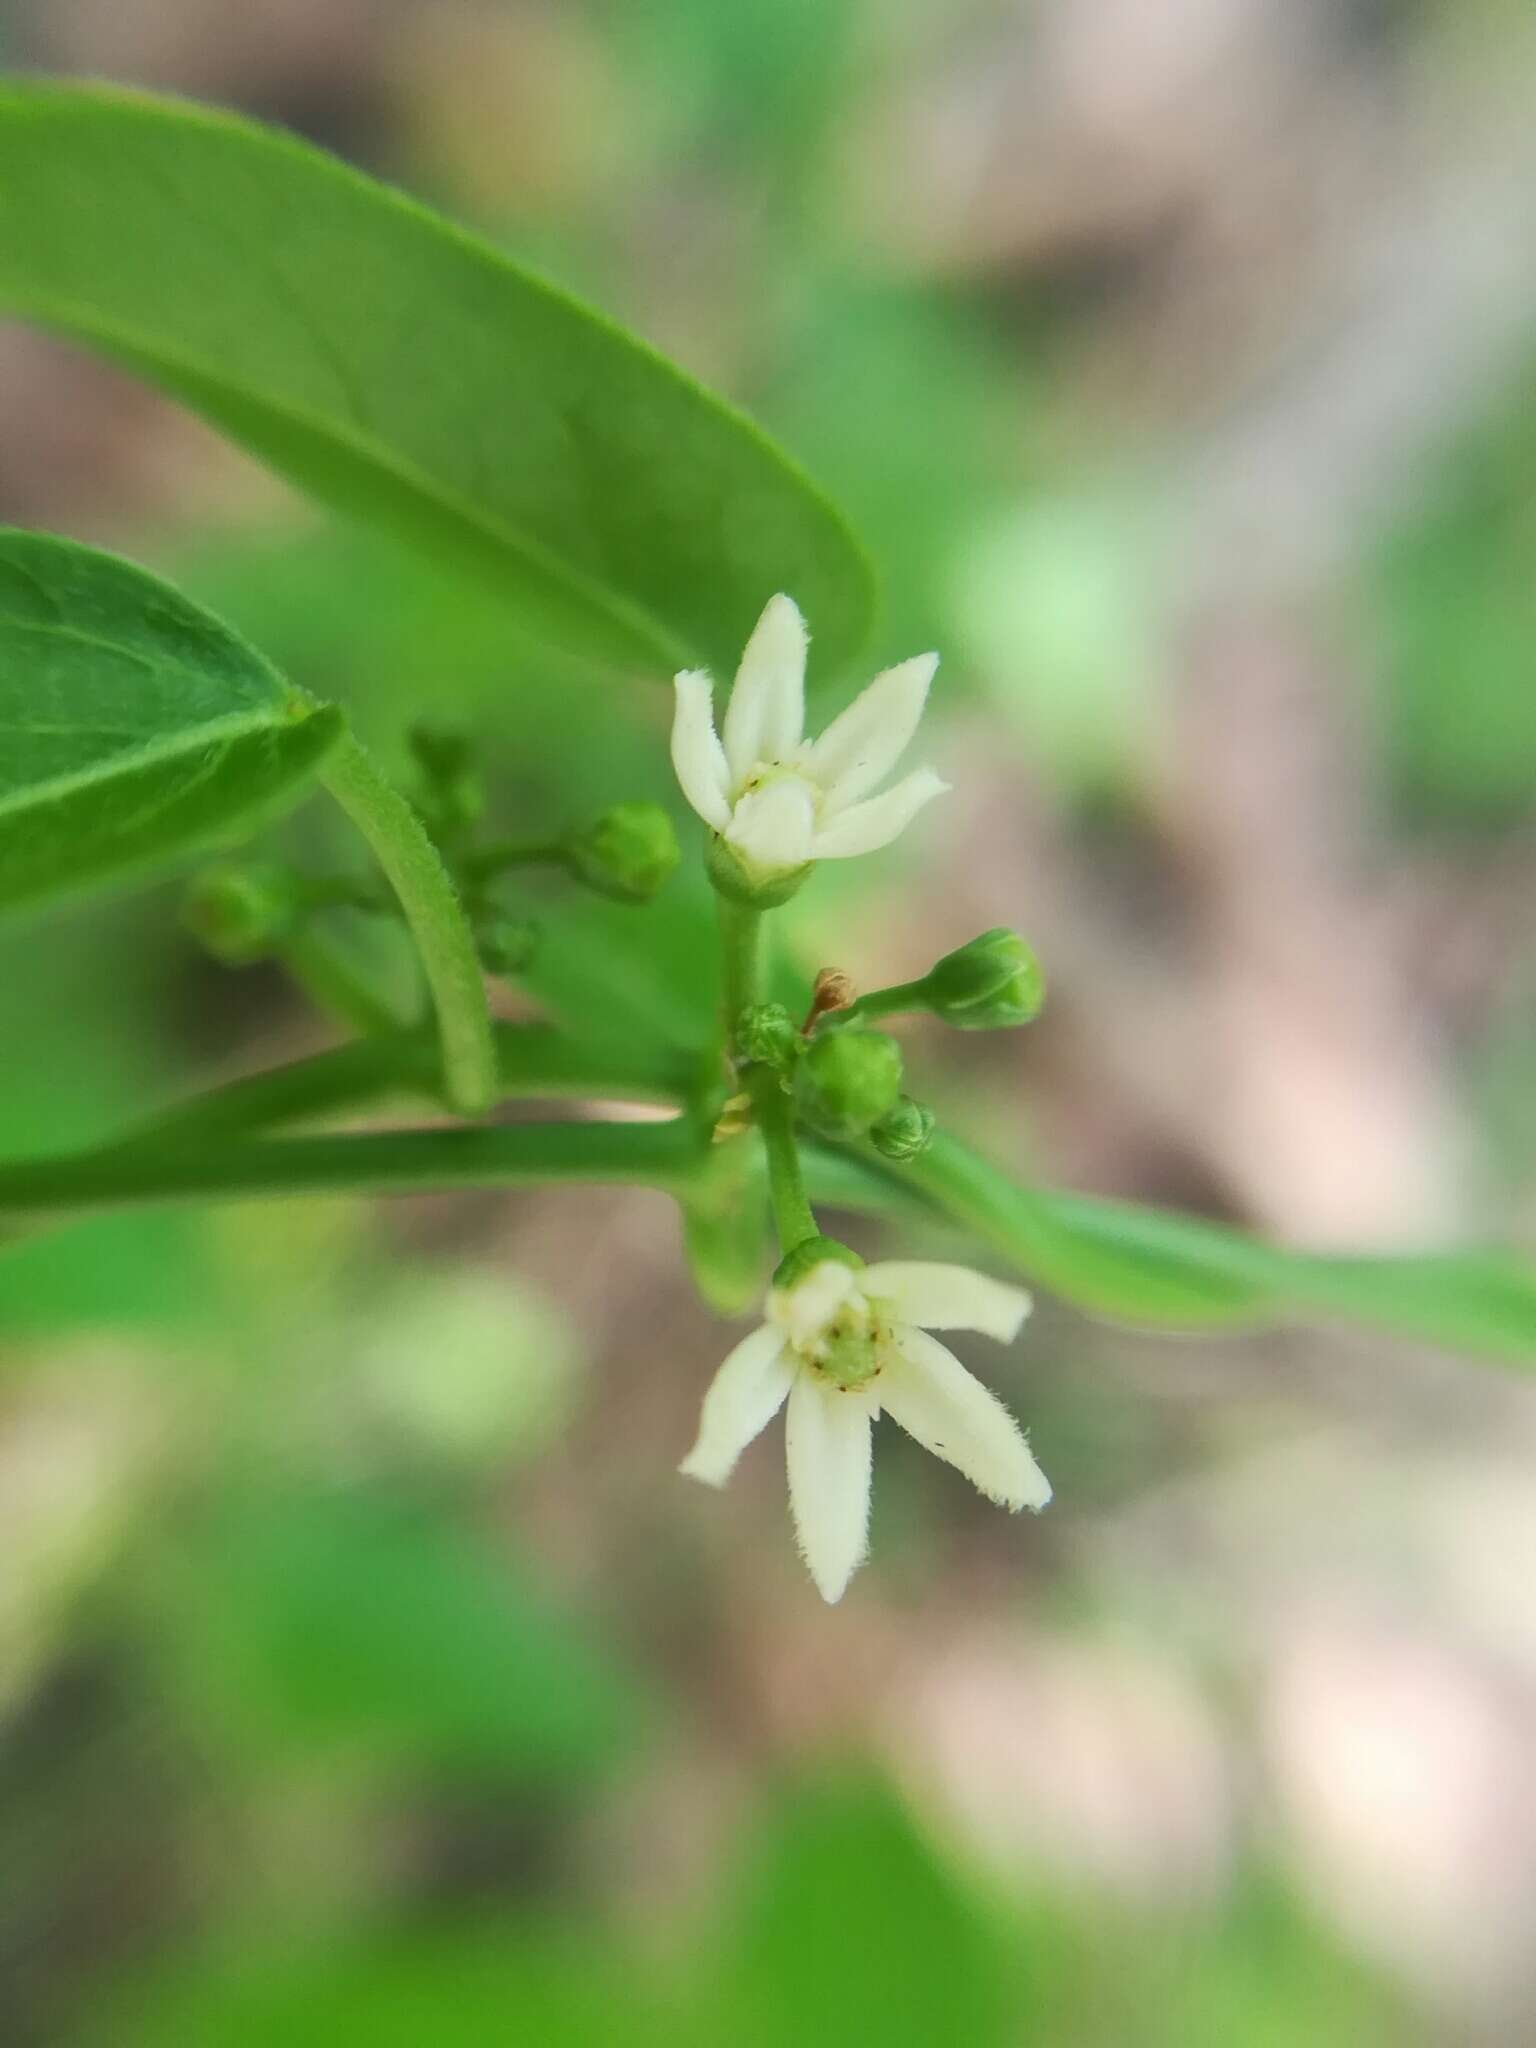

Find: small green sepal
[705,833,810,908]
[771,1234,864,1293]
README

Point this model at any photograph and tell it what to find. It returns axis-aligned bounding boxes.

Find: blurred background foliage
[1,1,1534,2042]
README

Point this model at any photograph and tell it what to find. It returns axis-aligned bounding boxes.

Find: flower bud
[476,917,540,976]
[869,1094,935,1162]
[924,927,1044,1030]
[566,802,680,903]
[181,863,297,964]
[408,722,483,832]
[793,1028,903,1139]
[735,1002,801,1074]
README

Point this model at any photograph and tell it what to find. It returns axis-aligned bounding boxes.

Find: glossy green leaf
[0,82,875,679]
[0,529,340,915]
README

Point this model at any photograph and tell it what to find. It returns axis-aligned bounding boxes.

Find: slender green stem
[747,1064,817,1254]
[319,727,496,1117]
[716,896,761,1050]
[116,1025,696,1151]
[0,1117,701,1227]
[277,928,404,1039]
[830,978,931,1029]
[460,838,570,885]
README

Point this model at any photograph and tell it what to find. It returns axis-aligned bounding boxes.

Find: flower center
[734,756,821,812]
[795,1294,894,1390]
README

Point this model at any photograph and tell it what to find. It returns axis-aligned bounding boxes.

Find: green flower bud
[771,1234,864,1293]
[407,722,483,832]
[735,1002,801,1073]
[181,864,297,964]
[869,1095,936,1162]
[705,833,810,909]
[925,927,1045,1030]
[566,802,680,903]
[477,917,540,976]
[794,1028,903,1140]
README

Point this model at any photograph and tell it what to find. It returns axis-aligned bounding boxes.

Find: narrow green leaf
[0,528,340,915]
[885,1138,1536,1362]
[0,82,875,678]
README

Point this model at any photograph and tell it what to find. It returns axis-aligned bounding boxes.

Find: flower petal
[809,767,949,859]
[880,1327,1050,1511]
[785,1372,875,1603]
[722,593,807,784]
[724,775,817,871]
[863,1262,1031,1343]
[806,652,938,812]
[679,1325,794,1488]
[671,670,731,829]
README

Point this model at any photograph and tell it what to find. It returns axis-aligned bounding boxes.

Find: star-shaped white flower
[671,594,949,880]
[680,1253,1050,1602]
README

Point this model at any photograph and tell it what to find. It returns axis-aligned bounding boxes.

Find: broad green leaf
[0,82,875,680]
[0,529,339,915]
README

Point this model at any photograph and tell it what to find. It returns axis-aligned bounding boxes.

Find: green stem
[716,896,762,1051]
[319,728,496,1117]
[831,978,931,1029]
[0,1117,700,1227]
[460,838,570,885]
[747,1064,817,1254]
[119,1025,695,1151]
[277,928,404,1039]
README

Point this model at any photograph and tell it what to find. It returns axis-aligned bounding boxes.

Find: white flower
[671,594,949,878]
[679,1254,1050,1603]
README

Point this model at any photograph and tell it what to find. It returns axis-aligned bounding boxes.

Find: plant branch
[0,1116,701,1230]
[120,1024,696,1150]
[747,1064,817,1254]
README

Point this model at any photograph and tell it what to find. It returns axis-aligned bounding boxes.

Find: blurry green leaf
[155,1484,640,1784]
[0,83,873,679]
[769,282,1017,653]
[703,1778,1013,2048]
[1371,358,1536,829]
[76,1927,665,2048]
[898,1138,1536,1360]
[0,530,339,916]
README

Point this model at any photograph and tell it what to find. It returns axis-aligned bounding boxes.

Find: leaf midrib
[0,704,293,823]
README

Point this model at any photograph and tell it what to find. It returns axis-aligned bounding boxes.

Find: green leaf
[0,529,339,916]
[152,1482,642,1786]
[704,1778,1014,2048]
[0,82,874,679]
[881,1137,1536,1362]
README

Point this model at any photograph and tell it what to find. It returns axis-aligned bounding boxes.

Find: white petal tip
[995,1295,1033,1344]
[1008,1464,1052,1513]
[677,1453,729,1489]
